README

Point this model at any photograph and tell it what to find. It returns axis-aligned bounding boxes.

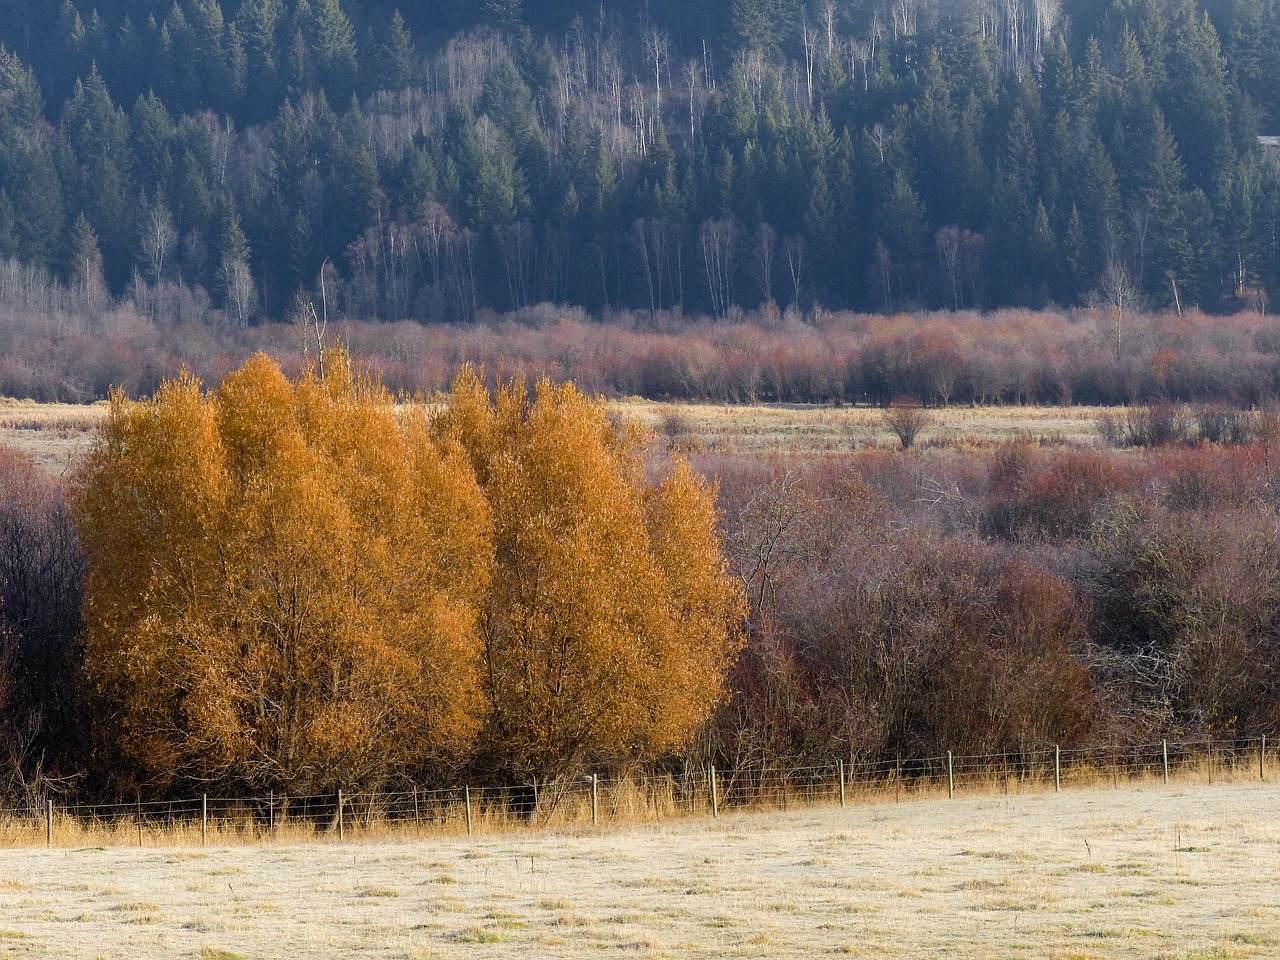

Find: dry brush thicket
[9,280,1280,407]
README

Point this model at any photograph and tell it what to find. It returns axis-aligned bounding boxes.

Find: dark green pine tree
[393,142,438,212]
[311,0,359,104]
[731,0,796,56]
[1162,4,1234,192]
[62,65,133,287]
[876,170,927,308]
[237,0,284,118]
[374,10,415,92]
[803,164,837,302]
[130,92,176,191]
[20,150,67,269]
[0,190,18,260]
[483,0,524,34]
[188,0,235,112]
[1061,204,1089,301]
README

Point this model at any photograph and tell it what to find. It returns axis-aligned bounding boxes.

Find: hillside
[1,0,1279,333]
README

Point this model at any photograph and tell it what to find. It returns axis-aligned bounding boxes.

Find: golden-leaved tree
[437,369,745,780]
[75,353,493,794]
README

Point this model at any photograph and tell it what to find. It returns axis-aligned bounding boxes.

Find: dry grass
[0,399,107,473]
[0,781,1276,958]
[608,400,1116,454]
[0,398,1120,472]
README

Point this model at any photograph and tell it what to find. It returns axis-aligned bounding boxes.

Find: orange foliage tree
[74,353,493,794]
[437,369,745,781]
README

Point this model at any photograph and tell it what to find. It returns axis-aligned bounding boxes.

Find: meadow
[0,398,1119,471]
[0,781,1276,959]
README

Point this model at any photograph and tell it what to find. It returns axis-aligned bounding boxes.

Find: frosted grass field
[1,781,1277,959]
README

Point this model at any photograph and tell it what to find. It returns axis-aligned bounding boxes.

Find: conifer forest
[0,0,1278,332]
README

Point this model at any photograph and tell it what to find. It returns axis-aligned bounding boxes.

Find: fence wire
[2,736,1272,847]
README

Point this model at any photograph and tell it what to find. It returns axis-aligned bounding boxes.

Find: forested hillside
[1,0,1279,328]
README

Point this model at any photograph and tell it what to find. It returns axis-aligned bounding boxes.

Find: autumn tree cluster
[71,354,743,795]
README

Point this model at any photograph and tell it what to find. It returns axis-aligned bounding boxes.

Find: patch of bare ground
[0,782,1276,958]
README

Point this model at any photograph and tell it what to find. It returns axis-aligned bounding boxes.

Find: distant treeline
[1,0,1279,329]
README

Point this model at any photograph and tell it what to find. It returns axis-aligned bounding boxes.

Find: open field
[0,399,1118,471]
[0,400,106,474]
[0,781,1277,959]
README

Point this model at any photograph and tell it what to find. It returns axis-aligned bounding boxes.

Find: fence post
[337,789,344,841]
[201,795,208,847]
[1262,735,1267,781]
[838,760,846,809]
[710,766,718,818]
[46,799,52,849]
[1054,745,1061,794]
[946,751,954,799]
[464,786,473,838]
[1207,739,1213,785]
[1162,740,1169,785]
[591,774,599,827]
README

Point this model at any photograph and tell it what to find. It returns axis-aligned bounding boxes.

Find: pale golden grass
[0,399,108,472]
[612,399,1120,454]
[0,397,1121,473]
[0,781,1276,958]
[0,746,1268,850]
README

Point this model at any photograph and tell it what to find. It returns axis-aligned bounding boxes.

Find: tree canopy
[73,353,744,792]
[0,0,1278,325]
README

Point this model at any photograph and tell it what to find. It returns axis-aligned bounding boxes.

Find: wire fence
[1,736,1272,849]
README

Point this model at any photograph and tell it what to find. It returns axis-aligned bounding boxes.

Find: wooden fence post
[838,760,846,809]
[710,766,718,818]
[464,786,473,838]
[1054,745,1061,794]
[1162,740,1169,785]
[591,774,599,827]
[946,751,954,799]
[201,795,208,847]
[1262,735,1267,781]
[337,789,344,841]
[46,799,52,849]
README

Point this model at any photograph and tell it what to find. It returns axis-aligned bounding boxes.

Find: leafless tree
[219,257,258,329]
[700,218,736,319]
[754,223,777,305]
[1099,253,1141,361]
[140,201,178,284]
[784,234,806,307]
[643,28,670,117]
